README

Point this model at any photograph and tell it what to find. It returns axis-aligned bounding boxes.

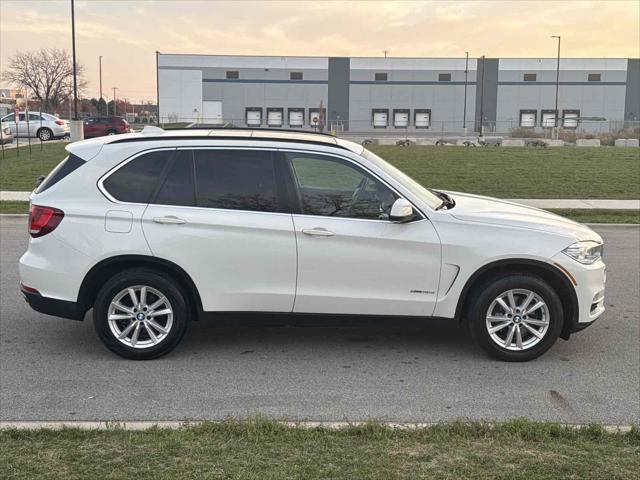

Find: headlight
[562,241,603,265]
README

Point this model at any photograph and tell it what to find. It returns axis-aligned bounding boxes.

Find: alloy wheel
[485,289,550,351]
[107,285,173,349]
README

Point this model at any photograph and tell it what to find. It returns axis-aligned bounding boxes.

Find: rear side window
[154,150,196,207]
[194,149,278,212]
[102,150,172,203]
[35,154,86,193]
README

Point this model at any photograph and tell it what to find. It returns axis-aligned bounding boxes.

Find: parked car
[0,121,13,144]
[83,116,131,138]
[20,127,605,361]
[0,112,70,141]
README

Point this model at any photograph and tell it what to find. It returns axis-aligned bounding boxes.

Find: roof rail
[162,125,337,138]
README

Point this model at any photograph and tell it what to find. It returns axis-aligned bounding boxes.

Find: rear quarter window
[102,150,173,203]
[35,154,86,194]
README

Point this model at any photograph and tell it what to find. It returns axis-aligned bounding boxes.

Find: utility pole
[479,55,485,137]
[71,0,78,120]
[156,51,160,126]
[99,55,103,113]
[382,49,390,58]
[112,87,118,116]
[551,35,561,139]
[463,51,469,135]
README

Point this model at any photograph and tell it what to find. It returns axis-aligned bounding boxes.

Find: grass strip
[1,418,638,479]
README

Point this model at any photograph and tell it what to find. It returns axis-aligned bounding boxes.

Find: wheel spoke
[148,296,168,312]
[489,321,511,334]
[522,317,548,326]
[524,301,545,316]
[496,297,512,313]
[130,321,141,347]
[109,313,134,321]
[504,324,516,347]
[148,308,172,318]
[144,322,159,344]
[139,286,147,307]
[118,320,137,339]
[507,290,517,310]
[520,292,535,313]
[522,322,544,339]
[515,325,523,349]
[487,315,509,322]
[147,319,168,334]
[111,302,134,315]
[128,288,138,306]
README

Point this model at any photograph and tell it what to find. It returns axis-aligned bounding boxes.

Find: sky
[1,0,639,102]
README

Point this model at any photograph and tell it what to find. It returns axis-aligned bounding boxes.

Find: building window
[290,71,303,80]
[541,110,558,128]
[438,73,452,82]
[393,109,410,128]
[588,73,601,82]
[266,108,284,127]
[374,72,388,81]
[226,71,239,79]
[372,109,389,128]
[414,109,431,128]
[562,109,580,129]
[245,107,262,127]
[288,108,304,127]
[519,109,537,128]
[523,73,537,82]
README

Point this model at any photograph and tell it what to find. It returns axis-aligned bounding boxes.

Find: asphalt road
[1,217,638,424]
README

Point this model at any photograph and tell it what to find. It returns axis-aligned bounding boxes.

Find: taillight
[29,205,64,237]
[55,120,65,126]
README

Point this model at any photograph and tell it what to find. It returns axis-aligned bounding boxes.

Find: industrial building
[157,54,640,134]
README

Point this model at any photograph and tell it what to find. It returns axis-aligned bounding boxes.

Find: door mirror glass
[389,198,415,223]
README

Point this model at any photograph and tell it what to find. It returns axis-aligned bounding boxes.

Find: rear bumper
[21,286,84,321]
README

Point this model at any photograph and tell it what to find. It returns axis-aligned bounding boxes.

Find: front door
[142,148,297,313]
[286,151,441,317]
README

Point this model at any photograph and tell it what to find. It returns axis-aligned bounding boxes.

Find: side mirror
[389,198,415,223]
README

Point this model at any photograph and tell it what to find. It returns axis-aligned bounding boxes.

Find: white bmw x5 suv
[19,127,606,361]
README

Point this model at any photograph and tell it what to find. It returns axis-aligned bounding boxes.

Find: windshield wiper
[431,189,456,210]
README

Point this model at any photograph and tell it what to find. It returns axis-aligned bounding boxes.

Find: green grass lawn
[1,419,638,480]
[0,142,69,191]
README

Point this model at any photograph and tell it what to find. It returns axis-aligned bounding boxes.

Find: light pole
[552,35,561,138]
[463,51,469,135]
[112,87,118,116]
[478,55,486,137]
[99,55,103,113]
[69,0,83,141]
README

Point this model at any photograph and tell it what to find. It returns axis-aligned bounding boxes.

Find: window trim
[278,148,425,223]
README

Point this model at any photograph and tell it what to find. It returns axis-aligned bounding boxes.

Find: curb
[0,420,633,433]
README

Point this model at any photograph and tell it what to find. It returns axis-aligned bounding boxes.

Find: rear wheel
[106,129,117,135]
[469,274,563,361]
[94,268,189,359]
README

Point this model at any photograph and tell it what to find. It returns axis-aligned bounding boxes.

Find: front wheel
[38,128,53,141]
[469,274,563,361]
[94,268,189,359]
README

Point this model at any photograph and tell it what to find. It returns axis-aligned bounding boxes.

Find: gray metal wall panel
[475,58,499,131]
[625,59,640,121]
[327,57,350,127]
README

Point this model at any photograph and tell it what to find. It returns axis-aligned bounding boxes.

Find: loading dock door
[289,110,304,127]
[394,111,409,127]
[267,110,283,127]
[202,101,223,124]
[373,111,388,128]
[247,110,262,126]
[542,112,556,127]
[415,111,430,128]
[520,112,536,127]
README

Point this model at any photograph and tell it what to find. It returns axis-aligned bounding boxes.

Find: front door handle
[153,216,186,225]
[302,228,335,237]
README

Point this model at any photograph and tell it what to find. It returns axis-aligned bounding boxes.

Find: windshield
[361,149,443,209]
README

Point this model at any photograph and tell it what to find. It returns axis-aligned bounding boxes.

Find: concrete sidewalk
[3,192,638,209]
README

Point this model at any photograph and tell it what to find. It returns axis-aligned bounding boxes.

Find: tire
[106,130,117,136]
[468,274,563,361]
[93,268,189,360]
[37,128,53,141]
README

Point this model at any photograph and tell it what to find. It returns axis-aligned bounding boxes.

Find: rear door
[142,148,297,313]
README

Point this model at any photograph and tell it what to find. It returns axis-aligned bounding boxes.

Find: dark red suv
[83,116,131,138]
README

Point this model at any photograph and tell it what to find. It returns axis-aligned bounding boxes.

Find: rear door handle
[153,216,186,225]
[302,228,335,237]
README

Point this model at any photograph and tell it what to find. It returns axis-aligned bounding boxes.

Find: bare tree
[2,48,87,112]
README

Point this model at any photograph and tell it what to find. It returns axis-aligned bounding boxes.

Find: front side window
[102,150,173,203]
[288,153,397,220]
[194,149,279,212]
